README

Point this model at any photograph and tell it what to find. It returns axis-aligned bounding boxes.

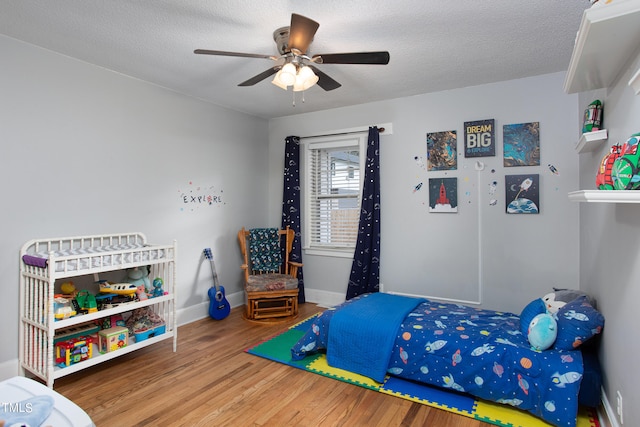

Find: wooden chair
[238,226,301,322]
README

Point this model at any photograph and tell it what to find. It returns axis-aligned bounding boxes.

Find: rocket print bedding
[291,293,592,427]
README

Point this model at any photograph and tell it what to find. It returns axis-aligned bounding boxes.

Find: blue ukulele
[204,248,230,320]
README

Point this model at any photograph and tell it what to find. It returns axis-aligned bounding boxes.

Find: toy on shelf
[596,144,622,189]
[98,326,128,353]
[126,307,166,342]
[75,290,97,314]
[98,314,125,330]
[151,277,164,298]
[136,285,148,301]
[611,132,640,190]
[125,266,152,295]
[54,323,100,345]
[60,281,77,296]
[53,296,76,320]
[582,99,603,133]
[98,281,137,296]
[55,336,93,367]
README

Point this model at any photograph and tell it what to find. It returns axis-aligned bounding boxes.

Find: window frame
[302,132,367,258]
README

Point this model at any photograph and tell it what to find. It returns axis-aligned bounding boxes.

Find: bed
[0,376,94,427]
[291,292,604,427]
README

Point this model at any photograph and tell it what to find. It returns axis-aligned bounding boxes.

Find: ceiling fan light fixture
[297,66,318,90]
[279,63,297,86]
[271,72,289,90]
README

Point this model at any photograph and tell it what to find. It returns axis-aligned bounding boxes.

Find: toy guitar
[204,248,230,320]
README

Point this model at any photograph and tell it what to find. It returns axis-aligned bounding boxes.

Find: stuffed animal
[542,292,566,315]
[125,266,151,295]
[528,313,558,351]
[152,277,164,298]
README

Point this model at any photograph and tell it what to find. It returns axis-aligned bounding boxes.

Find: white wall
[577,53,640,426]
[269,72,581,313]
[0,35,268,371]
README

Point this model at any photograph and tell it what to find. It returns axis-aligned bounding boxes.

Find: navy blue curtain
[346,127,381,300]
[282,136,305,303]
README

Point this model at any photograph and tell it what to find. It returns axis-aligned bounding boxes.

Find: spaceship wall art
[505,174,540,214]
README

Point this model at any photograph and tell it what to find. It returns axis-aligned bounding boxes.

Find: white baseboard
[176,288,344,325]
[0,358,19,382]
[600,387,620,427]
[303,288,345,308]
[177,290,245,326]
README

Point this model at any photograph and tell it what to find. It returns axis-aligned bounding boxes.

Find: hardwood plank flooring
[54,303,494,427]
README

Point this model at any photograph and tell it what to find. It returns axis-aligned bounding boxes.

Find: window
[303,133,366,256]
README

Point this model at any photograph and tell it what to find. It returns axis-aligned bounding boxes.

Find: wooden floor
[55,303,494,427]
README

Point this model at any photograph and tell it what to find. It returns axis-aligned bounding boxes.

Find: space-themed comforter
[291,293,584,427]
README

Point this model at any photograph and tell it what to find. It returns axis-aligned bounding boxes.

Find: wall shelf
[568,190,640,203]
[575,129,608,153]
[563,1,640,94]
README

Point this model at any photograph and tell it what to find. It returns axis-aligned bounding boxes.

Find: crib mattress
[0,376,94,427]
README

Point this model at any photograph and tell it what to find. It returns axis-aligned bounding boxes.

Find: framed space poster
[505,174,539,214]
[464,119,495,157]
[503,122,540,167]
[429,178,458,213]
[427,130,457,171]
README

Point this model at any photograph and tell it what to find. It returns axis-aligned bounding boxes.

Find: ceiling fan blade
[238,66,280,86]
[194,49,276,60]
[288,13,319,55]
[308,65,341,91]
[312,51,390,65]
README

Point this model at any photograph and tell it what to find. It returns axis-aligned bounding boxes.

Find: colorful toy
[541,292,566,315]
[55,336,93,367]
[98,314,125,330]
[126,307,165,342]
[98,326,128,353]
[53,296,76,320]
[54,324,100,345]
[60,281,77,295]
[596,144,622,189]
[582,99,603,133]
[136,285,148,301]
[152,277,164,298]
[75,290,98,314]
[125,266,152,295]
[527,313,557,351]
[612,132,640,190]
[98,281,137,296]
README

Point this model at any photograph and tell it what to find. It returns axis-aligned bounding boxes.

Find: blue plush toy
[527,313,558,351]
[125,266,151,294]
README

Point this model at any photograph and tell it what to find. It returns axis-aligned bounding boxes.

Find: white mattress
[0,376,94,427]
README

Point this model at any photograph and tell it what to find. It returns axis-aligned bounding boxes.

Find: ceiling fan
[194,13,390,92]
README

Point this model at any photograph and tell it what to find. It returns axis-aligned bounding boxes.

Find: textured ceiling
[0,1,591,119]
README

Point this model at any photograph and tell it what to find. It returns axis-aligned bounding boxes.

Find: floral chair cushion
[246,273,299,292]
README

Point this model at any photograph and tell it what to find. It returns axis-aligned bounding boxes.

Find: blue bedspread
[291,294,584,427]
[327,293,425,382]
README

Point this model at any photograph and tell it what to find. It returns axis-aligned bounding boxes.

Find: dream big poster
[464,119,495,157]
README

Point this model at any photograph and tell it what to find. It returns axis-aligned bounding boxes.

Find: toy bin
[134,323,166,342]
[98,326,128,354]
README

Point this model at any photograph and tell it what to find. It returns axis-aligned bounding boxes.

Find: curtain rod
[299,123,392,140]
